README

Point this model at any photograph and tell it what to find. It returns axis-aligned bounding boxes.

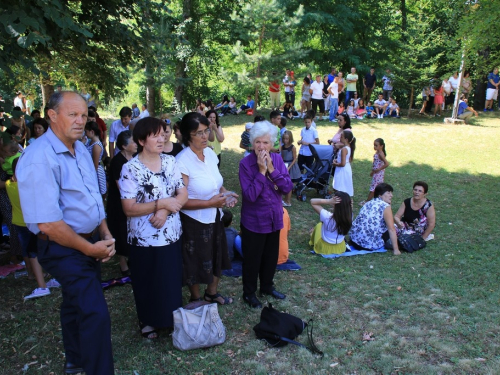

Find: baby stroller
[294,144,334,201]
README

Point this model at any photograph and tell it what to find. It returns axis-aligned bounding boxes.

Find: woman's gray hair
[250,121,277,145]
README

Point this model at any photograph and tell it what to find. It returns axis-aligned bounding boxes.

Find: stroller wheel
[301,194,307,202]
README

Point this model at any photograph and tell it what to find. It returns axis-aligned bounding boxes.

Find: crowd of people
[2,64,497,373]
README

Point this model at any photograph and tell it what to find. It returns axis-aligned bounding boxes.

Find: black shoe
[243,294,263,308]
[260,289,286,300]
[64,361,84,374]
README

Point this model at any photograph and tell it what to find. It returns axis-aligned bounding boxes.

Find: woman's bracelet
[154,199,158,215]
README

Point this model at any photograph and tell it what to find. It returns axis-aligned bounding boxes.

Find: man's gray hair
[47,91,84,113]
[249,120,277,145]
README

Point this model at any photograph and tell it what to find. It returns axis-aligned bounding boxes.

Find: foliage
[455,0,500,75]
[0,0,148,97]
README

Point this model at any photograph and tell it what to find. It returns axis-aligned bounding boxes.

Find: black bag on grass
[386,233,426,253]
[253,303,323,356]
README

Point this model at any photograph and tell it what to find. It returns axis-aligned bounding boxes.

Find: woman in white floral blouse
[119,117,188,339]
[349,183,401,255]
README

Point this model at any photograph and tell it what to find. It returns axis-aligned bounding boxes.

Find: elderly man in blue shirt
[17,91,116,375]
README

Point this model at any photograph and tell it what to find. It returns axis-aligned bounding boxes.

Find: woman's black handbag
[253,303,323,356]
[386,233,426,253]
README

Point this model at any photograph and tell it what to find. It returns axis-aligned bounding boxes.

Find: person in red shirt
[269,72,281,111]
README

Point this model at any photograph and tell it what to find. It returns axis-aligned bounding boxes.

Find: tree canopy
[1,0,499,111]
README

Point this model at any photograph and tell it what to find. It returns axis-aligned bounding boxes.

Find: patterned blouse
[119,154,185,247]
[349,198,389,250]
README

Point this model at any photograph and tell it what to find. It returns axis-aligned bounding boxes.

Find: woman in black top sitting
[393,181,436,240]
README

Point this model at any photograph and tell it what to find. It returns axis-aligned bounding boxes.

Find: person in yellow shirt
[6,157,60,299]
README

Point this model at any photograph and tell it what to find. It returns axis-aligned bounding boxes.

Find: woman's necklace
[266,173,278,190]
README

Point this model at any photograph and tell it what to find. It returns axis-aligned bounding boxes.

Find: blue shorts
[15,225,38,258]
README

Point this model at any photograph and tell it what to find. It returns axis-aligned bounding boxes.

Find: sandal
[139,323,159,339]
[189,297,203,302]
[204,291,233,305]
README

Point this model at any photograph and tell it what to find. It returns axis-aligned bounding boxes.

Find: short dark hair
[88,109,96,118]
[85,121,101,138]
[33,118,49,132]
[413,181,428,194]
[133,117,166,153]
[280,117,287,127]
[270,110,281,120]
[31,109,40,117]
[374,183,394,198]
[119,106,132,118]
[6,125,20,136]
[221,209,233,227]
[253,115,265,122]
[116,130,133,151]
[179,112,209,147]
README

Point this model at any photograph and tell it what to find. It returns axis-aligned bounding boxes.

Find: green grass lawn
[1,110,500,374]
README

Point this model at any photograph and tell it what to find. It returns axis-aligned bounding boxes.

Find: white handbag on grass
[172,303,226,351]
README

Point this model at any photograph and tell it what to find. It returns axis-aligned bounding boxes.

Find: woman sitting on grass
[349,183,401,255]
[393,181,436,241]
[309,192,352,255]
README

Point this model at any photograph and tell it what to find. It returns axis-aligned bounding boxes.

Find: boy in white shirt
[309,75,325,121]
[387,97,400,118]
[373,94,388,119]
[297,116,319,172]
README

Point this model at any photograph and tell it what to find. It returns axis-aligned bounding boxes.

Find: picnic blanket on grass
[311,246,387,259]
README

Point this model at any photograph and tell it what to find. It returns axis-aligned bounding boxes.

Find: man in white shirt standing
[139,104,150,119]
[328,75,340,122]
[345,67,358,106]
[309,75,325,121]
[109,107,133,157]
[374,94,388,119]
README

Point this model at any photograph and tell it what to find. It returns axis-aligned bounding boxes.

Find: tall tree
[0,0,148,104]
[230,0,305,106]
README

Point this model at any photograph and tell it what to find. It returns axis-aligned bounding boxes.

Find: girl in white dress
[332,130,355,197]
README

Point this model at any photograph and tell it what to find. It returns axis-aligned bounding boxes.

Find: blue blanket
[311,246,387,259]
[222,259,301,278]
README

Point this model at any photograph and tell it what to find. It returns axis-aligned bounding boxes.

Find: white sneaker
[24,288,51,300]
[46,278,61,288]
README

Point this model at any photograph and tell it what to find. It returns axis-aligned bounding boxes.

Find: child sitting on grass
[222,209,240,261]
[309,192,353,255]
[239,123,253,157]
[366,101,376,118]
[386,97,401,118]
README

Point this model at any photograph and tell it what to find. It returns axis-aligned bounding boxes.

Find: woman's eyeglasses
[191,129,211,138]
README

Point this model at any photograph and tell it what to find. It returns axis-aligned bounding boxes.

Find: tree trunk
[254,25,266,109]
[41,81,54,109]
[145,62,156,117]
[473,78,486,111]
[174,62,186,111]
[407,86,413,119]
[174,0,193,111]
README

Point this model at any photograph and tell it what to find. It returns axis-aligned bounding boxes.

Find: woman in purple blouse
[239,121,294,308]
